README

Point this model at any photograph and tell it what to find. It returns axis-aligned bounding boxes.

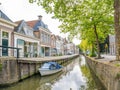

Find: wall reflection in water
[0,55,105,90]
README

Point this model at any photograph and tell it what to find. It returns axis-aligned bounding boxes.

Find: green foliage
[81,65,97,90]
[80,39,97,57]
[115,63,120,67]
[115,73,120,79]
[89,44,97,57]
[29,0,114,58]
[0,64,2,71]
[89,52,97,57]
[25,52,29,57]
[80,39,90,53]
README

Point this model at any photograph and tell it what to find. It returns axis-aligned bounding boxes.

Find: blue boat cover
[41,62,62,69]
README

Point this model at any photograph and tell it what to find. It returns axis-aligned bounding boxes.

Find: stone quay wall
[85,56,120,90]
[0,54,79,86]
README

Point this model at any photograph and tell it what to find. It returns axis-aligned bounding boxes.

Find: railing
[0,45,21,58]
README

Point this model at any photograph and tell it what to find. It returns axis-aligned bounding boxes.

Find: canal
[0,55,105,90]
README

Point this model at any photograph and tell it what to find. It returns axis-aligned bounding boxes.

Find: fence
[0,45,21,58]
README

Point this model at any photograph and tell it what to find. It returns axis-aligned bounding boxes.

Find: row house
[63,37,79,55]
[0,10,78,57]
[56,35,64,56]
[75,46,79,54]
[109,35,116,55]
[0,10,17,57]
[63,38,68,55]
[66,42,76,55]
[51,34,57,56]
[14,20,40,57]
[27,15,51,57]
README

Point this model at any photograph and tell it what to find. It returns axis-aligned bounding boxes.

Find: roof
[14,20,23,32]
[14,20,36,37]
[15,20,23,25]
[33,20,47,30]
[27,19,51,32]
[0,10,13,22]
[27,20,38,28]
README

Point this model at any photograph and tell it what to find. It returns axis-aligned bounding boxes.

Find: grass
[115,63,120,67]
[115,73,120,79]
[0,64,2,71]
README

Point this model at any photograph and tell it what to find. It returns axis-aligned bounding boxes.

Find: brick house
[0,10,17,57]
[14,20,40,57]
[51,34,57,56]
[27,15,52,57]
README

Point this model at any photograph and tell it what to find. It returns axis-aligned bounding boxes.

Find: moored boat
[39,62,63,76]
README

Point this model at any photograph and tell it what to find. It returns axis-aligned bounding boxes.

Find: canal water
[0,55,105,90]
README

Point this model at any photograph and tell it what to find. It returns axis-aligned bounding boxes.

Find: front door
[2,39,8,56]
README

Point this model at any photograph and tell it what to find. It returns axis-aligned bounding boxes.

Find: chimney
[38,15,42,20]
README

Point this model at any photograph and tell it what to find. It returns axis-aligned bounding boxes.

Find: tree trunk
[91,43,96,57]
[93,24,101,58]
[114,0,120,60]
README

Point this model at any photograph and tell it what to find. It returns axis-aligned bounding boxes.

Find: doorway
[2,39,8,56]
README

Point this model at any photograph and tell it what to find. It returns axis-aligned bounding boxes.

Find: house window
[24,27,34,37]
[44,34,47,43]
[41,32,44,43]
[2,31,8,38]
[2,31,9,56]
[17,39,24,45]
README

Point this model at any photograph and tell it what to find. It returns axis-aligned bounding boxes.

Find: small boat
[39,62,63,76]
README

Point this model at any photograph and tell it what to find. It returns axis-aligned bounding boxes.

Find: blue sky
[0,0,80,45]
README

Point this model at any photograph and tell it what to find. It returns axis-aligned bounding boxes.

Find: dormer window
[23,27,34,37]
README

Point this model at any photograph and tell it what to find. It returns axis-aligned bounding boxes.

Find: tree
[29,0,114,58]
[114,0,120,60]
[80,39,89,54]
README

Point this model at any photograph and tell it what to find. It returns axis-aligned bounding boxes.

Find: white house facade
[0,10,17,57]
[109,35,116,55]
[14,20,40,57]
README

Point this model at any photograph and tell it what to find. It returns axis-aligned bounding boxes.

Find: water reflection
[80,55,106,90]
[0,55,105,90]
[37,71,63,90]
[52,57,86,90]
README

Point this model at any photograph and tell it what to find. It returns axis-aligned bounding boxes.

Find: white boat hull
[39,68,62,76]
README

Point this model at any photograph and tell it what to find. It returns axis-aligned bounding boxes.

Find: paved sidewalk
[18,54,78,62]
[97,54,116,62]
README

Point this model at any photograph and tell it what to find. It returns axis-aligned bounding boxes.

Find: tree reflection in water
[80,56,106,90]
[0,56,106,90]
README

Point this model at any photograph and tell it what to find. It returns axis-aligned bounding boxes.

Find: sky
[0,0,80,45]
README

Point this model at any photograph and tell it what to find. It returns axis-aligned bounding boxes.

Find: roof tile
[26,20,38,28]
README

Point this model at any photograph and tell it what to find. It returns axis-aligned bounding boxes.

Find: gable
[15,20,35,37]
[0,10,13,22]
[24,26,35,37]
[20,28,25,35]
[33,20,51,33]
[33,20,43,30]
